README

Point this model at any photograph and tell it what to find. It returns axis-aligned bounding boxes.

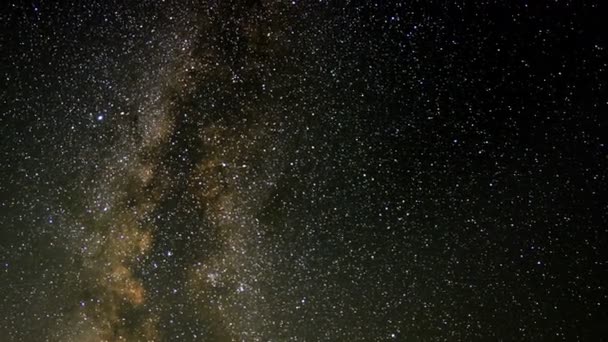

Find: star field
[1,1,607,341]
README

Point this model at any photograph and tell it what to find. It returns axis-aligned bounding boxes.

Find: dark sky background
[1,1,607,341]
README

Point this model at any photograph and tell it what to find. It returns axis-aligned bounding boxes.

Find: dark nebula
[1,1,606,341]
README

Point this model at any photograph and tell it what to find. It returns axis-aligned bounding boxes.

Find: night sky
[1,1,607,341]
